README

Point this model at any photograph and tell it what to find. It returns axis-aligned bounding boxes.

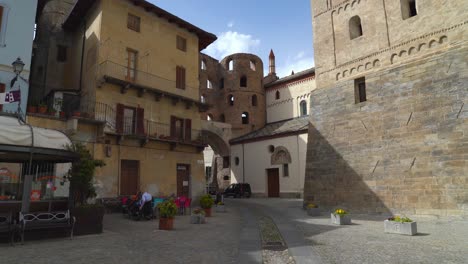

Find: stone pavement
[240,198,468,264]
[0,203,261,264]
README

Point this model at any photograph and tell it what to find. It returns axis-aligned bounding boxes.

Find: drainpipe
[78,20,86,92]
[297,134,301,197]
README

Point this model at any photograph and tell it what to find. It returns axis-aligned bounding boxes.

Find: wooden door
[120,160,139,195]
[267,168,280,197]
[177,164,190,197]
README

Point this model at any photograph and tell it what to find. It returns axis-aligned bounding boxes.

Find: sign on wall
[0,90,21,104]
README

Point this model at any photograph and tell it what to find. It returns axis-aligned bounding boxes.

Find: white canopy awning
[0,115,77,162]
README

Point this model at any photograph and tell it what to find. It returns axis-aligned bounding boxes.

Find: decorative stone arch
[271,146,292,165]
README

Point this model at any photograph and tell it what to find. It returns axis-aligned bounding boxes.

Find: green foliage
[66,143,105,206]
[388,215,413,223]
[199,194,214,209]
[192,208,205,215]
[217,202,224,206]
[307,203,318,209]
[158,199,177,218]
[334,208,348,215]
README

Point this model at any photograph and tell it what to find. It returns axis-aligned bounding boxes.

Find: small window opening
[200,94,206,103]
[207,80,213,89]
[228,60,234,71]
[201,60,207,70]
[349,16,363,40]
[275,90,280,100]
[207,114,213,121]
[223,157,230,168]
[250,60,256,71]
[228,95,234,106]
[234,157,240,166]
[220,114,226,123]
[252,95,258,106]
[240,76,247,87]
[268,145,275,153]
[283,164,289,177]
[300,100,308,116]
[241,112,249,124]
[176,35,187,52]
[220,78,225,89]
[401,0,418,20]
[223,176,230,181]
[354,77,367,103]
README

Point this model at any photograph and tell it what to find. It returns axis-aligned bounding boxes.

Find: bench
[19,210,76,244]
[99,197,122,213]
[0,212,14,245]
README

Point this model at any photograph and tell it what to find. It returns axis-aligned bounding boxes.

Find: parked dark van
[223,183,252,198]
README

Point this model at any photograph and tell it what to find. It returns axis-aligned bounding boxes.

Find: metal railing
[98,61,199,92]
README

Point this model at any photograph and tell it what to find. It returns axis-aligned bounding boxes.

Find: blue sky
[150,0,314,78]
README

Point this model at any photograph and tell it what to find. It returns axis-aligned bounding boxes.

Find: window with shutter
[127,14,140,32]
[184,119,192,141]
[176,66,186,89]
[116,103,124,134]
[136,107,145,136]
[126,49,138,81]
[177,35,187,52]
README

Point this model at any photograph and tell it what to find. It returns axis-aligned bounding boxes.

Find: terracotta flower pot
[72,111,81,117]
[27,106,37,113]
[203,208,212,217]
[159,217,174,230]
[38,106,47,114]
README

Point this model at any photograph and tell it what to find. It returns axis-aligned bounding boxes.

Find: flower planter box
[203,208,212,217]
[190,214,206,224]
[331,213,351,225]
[384,220,417,236]
[307,207,320,216]
[71,206,105,236]
[159,217,174,230]
[27,106,37,113]
[38,106,47,114]
[215,205,226,213]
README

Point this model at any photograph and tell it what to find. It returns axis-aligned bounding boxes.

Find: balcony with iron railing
[97,61,205,107]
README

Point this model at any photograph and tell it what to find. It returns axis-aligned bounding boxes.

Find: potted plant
[384,216,417,236]
[65,143,106,235]
[38,103,47,114]
[72,110,81,117]
[331,208,351,225]
[190,208,206,224]
[306,203,320,216]
[215,201,226,213]
[158,199,177,230]
[200,194,214,217]
[27,105,37,113]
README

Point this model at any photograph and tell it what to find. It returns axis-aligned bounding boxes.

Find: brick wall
[304,44,468,217]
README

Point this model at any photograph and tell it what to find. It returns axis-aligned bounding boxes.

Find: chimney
[269,49,276,75]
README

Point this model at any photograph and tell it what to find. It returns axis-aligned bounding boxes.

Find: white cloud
[276,54,315,78]
[227,21,235,28]
[204,31,261,59]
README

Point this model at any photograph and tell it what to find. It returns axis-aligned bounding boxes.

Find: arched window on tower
[241,112,249,124]
[275,90,280,100]
[228,94,234,106]
[220,78,224,89]
[300,100,308,116]
[401,0,418,20]
[240,75,247,87]
[349,16,363,40]
[252,95,258,106]
[201,59,207,70]
[200,94,206,103]
[228,60,234,71]
[207,114,213,121]
[207,79,213,89]
[250,60,256,71]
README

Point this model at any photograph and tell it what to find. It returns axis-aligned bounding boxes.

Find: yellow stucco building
[28,0,216,200]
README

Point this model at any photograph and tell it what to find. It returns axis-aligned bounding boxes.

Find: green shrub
[199,194,214,209]
[158,199,177,218]
[388,215,413,223]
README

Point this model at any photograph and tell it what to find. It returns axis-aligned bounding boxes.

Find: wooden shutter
[136,107,145,136]
[116,103,124,134]
[170,116,177,138]
[0,83,5,112]
[176,66,186,89]
[184,119,192,141]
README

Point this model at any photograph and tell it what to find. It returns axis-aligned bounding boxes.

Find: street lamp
[12,57,25,76]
